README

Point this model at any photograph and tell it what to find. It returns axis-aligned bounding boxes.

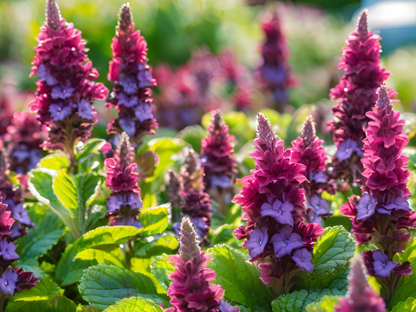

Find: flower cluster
[106,3,157,147]
[30,0,108,165]
[165,217,239,312]
[327,10,396,186]
[105,132,142,227]
[233,113,323,295]
[340,86,415,304]
[201,110,237,191]
[0,198,39,300]
[258,11,294,107]
[6,112,47,174]
[168,149,212,241]
[154,48,251,130]
[290,116,332,224]
[334,254,385,312]
[0,153,33,239]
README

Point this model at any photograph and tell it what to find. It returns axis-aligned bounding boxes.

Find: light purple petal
[309,171,327,183]
[77,99,94,120]
[51,85,74,99]
[118,93,138,108]
[0,238,19,261]
[37,64,57,86]
[270,226,304,258]
[245,226,268,258]
[211,175,232,189]
[134,102,153,123]
[119,117,136,137]
[372,250,398,278]
[336,139,362,162]
[356,193,377,221]
[260,199,294,226]
[382,197,410,212]
[292,248,314,273]
[119,76,138,95]
[0,268,18,296]
[49,103,72,121]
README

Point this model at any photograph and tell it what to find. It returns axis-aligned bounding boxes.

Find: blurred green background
[0,0,415,112]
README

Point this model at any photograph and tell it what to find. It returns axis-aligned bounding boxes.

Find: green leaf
[176,124,208,153]
[139,204,170,235]
[28,168,81,239]
[79,264,166,311]
[56,226,142,286]
[391,297,416,312]
[76,138,106,163]
[16,206,65,263]
[305,296,339,312]
[207,245,275,311]
[11,279,60,302]
[6,295,80,312]
[104,297,164,312]
[37,152,70,170]
[150,254,175,292]
[271,288,344,312]
[300,226,355,289]
[53,170,78,214]
[389,239,416,309]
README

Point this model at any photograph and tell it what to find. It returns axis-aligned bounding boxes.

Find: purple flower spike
[270,226,304,258]
[0,238,19,261]
[51,85,75,99]
[335,139,363,162]
[134,102,153,123]
[372,250,398,278]
[119,117,136,137]
[48,103,72,122]
[292,248,314,274]
[118,93,138,108]
[0,268,18,296]
[260,199,294,226]
[245,226,268,258]
[356,193,377,221]
[77,99,94,120]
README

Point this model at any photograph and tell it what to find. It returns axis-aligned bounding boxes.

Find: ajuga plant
[290,116,333,224]
[201,110,237,214]
[327,10,396,188]
[0,153,33,239]
[168,149,212,242]
[340,86,415,305]
[258,11,294,108]
[233,113,324,296]
[105,132,142,228]
[165,217,239,312]
[6,112,47,174]
[334,254,386,312]
[106,3,158,147]
[0,198,39,309]
[30,0,108,167]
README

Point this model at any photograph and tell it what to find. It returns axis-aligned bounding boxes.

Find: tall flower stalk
[168,149,212,242]
[165,217,239,312]
[106,3,157,147]
[201,110,237,215]
[0,198,39,310]
[105,133,142,228]
[327,10,396,188]
[233,113,324,296]
[290,116,333,224]
[334,254,386,312]
[340,86,415,305]
[258,11,294,109]
[30,0,108,167]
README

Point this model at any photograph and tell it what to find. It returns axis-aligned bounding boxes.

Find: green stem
[0,294,8,312]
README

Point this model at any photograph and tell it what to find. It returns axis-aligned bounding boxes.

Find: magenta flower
[291,116,332,224]
[30,0,108,165]
[258,11,294,107]
[335,254,385,312]
[168,150,212,241]
[106,3,157,147]
[340,86,415,305]
[232,113,324,295]
[327,10,396,186]
[6,112,47,174]
[0,198,39,299]
[165,217,239,312]
[201,110,237,192]
[105,133,142,228]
